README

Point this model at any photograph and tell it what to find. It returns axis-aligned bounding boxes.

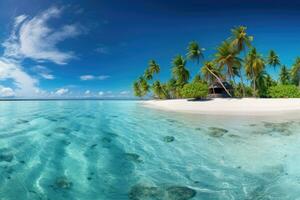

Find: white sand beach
[143,98,300,116]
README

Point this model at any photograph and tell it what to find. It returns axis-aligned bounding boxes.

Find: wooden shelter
[209,81,234,98]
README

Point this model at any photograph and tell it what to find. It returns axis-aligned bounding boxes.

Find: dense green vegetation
[181,82,209,99]
[268,85,300,98]
[133,26,300,99]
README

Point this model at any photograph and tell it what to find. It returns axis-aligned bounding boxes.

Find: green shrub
[181,82,208,99]
[268,85,300,98]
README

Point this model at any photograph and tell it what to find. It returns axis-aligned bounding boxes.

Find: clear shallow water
[0,100,299,200]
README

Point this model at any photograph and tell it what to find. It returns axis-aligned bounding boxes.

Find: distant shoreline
[143,98,300,116]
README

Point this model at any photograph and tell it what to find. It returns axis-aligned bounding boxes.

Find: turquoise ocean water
[0,100,299,200]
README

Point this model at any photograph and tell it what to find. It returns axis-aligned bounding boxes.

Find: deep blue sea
[0,100,299,200]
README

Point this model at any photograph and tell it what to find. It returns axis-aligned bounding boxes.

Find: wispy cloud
[95,46,109,54]
[31,65,55,80]
[3,7,81,65]
[55,88,69,95]
[80,75,110,81]
[0,7,81,97]
[120,90,130,95]
[0,58,39,97]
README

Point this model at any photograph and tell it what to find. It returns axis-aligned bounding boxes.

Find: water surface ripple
[0,100,299,200]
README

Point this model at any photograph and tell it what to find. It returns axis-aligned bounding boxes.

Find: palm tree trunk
[206,67,232,97]
[239,68,246,97]
[253,76,256,97]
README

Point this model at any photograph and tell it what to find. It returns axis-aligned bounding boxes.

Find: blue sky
[0,0,300,98]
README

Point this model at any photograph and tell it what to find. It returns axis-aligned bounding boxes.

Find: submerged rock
[45,133,52,137]
[90,144,98,149]
[125,153,143,163]
[163,136,175,143]
[263,122,293,136]
[55,176,72,189]
[55,127,71,134]
[102,137,112,144]
[166,186,197,200]
[61,140,71,145]
[19,160,26,164]
[208,127,228,137]
[128,185,162,200]
[195,128,202,131]
[167,119,177,123]
[128,184,197,200]
[0,153,14,162]
[16,119,30,124]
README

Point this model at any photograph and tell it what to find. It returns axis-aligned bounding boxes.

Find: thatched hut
[209,81,233,98]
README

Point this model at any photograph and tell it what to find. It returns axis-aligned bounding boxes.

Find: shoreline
[142,98,300,116]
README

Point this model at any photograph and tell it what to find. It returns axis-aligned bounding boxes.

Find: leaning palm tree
[144,60,160,80]
[245,48,265,96]
[144,68,153,80]
[230,26,253,97]
[215,40,242,83]
[172,55,190,87]
[133,81,142,97]
[201,61,232,96]
[186,41,204,64]
[148,60,160,75]
[186,41,232,97]
[138,76,149,97]
[291,57,300,87]
[267,50,280,70]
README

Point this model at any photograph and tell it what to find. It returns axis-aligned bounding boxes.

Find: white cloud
[31,65,55,80]
[80,75,110,81]
[3,7,81,65]
[85,90,90,95]
[0,86,15,97]
[98,91,104,96]
[95,46,109,54]
[0,58,39,96]
[120,90,130,95]
[55,88,69,95]
[0,7,81,97]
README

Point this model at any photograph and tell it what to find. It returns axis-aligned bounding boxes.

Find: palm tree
[186,41,231,96]
[201,61,232,96]
[144,60,160,81]
[255,71,269,97]
[166,78,177,98]
[245,48,265,96]
[148,60,160,74]
[279,65,290,85]
[133,81,142,97]
[192,74,204,83]
[172,55,190,87]
[144,69,153,80]
[267,50,280,70]
[138,76,149,97]
[152,81,167,99]
[215,40,242,83]
[230,26,253,97]
[230,26,253,52]
[291,57,300,87]
[186,41,204,64]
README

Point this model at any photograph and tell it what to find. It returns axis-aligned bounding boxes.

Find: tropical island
[133,26,300,115]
